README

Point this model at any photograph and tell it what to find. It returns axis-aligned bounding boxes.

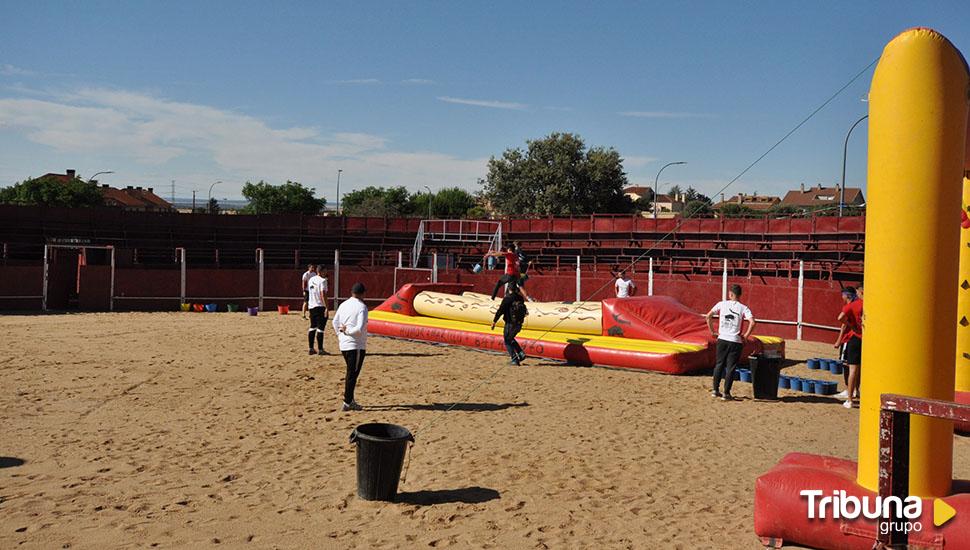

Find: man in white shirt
[615,271,636,298]
[301,264,316,319]
[332,282,368,411]
[306,269,328,355]
[704,284,756,401]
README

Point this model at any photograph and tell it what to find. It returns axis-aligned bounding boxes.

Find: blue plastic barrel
[806,358,820,370]
[205,303,218,312]
[778,376,791,389]
[739,369,752,383]
[829,362,843,375]
[788,378,802,392]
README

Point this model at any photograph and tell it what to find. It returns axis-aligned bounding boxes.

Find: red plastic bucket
[278,304,290,315]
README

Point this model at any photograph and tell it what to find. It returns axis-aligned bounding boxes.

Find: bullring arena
[4,26,970,550]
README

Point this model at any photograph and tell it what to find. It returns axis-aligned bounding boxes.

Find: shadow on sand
[0,457,26,468]
[367,402,528,412]
[396,487,500,505]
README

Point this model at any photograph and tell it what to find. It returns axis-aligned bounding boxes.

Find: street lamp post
[207,180,222,214]
[335,169,343,214]
[653,162,686,219]
[87,170,114,183]
[423,186,433,220]
[840,114,868,217]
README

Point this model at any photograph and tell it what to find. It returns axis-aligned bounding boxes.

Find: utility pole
[192,190,197,212]
[171,180,176,204]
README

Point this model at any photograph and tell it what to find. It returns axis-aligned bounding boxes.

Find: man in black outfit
[490,283,527,365]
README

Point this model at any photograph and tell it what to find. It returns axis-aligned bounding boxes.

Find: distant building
[42,169,174,212]
[623,185,653,202]
[652,193,684,217]
[713,192,781,212]
[623,186,685,218]
[780,183,864,211]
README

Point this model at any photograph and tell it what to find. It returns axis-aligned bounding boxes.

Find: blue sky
[1,1,968,203]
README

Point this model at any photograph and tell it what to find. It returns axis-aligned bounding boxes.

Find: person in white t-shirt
[306,269,328,355]
[704,284,756,401]
[301,264,316,319]
[332,282,369,411]
[615,271,636,298]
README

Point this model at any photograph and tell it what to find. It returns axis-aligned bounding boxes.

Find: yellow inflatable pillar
[958,174,970,397]
[857,28,969,497]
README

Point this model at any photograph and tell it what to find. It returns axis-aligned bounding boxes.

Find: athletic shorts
[843,335,862,365]
[309,306,328,329]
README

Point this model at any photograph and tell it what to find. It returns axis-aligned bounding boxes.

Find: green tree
[633,195,655,214]
[684,200,713,217]
[666,184,683,200]
[717,203,756,218]
[240,180,325,215]
[465,205,490,219]
[683,187,711,203]
[0,175,104,207]
[480,132,634,216]
[341,186,411,217]
[207,197,221,214]
[411,187,477,218]
[768,204,803,216]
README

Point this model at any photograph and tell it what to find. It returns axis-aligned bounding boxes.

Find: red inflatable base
[754,453,970,549]
[957,391,970,434]
[369,316,710,374]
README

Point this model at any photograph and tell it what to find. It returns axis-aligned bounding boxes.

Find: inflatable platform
[369,283,784,374]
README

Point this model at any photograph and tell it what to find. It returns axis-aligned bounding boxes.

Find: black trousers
[503,322,524,361]
[342,349,366,403]
[491,274,517,300]
[713,339,744,395]
[308,307,327,350]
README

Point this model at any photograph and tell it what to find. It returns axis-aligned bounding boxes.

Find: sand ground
[2,312,969,549]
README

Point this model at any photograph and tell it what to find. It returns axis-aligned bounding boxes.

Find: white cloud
[401,78,435,85]
[437,96,528,110]
[0,64,36,77]
[330,78,381,85]
[618,111,714,119]
[0,87,487,194]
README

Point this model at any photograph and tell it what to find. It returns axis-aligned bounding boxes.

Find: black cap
[352,282,366,295]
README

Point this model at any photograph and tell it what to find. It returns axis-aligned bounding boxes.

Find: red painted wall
[1,264,848,343]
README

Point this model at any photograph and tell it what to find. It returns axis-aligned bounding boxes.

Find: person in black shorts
[834,287,863,408]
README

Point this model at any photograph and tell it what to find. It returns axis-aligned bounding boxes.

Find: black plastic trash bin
[750,354,781,400]
[350,423,414,501]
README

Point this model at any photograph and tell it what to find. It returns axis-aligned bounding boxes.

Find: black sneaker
[711,391,722,398]
[517,351,526,362]
[308,349,317,355]
[721,394,735,401]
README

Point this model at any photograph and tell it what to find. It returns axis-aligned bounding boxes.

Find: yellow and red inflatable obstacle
[369,283,784,374]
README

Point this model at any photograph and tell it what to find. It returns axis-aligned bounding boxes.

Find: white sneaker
[834,390,849,399]
[843,400,853,409]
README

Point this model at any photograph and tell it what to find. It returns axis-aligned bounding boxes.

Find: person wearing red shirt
[487,245,530,301]
[834,286,863,409]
